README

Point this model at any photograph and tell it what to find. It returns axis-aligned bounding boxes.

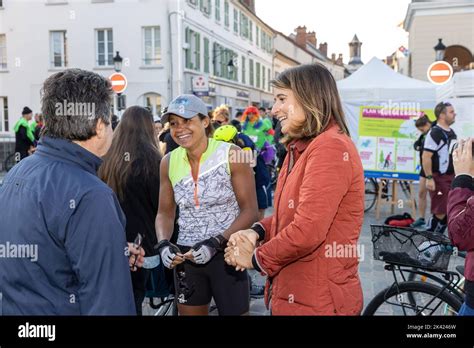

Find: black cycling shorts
[174,245,250,315]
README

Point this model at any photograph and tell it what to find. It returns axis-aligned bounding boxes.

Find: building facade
[0,0,173,136]
[0,0,276,141]
[404,0,474,80]
[177,0,274,114]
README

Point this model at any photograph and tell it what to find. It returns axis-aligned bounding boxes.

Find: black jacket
[120,158,160,257]
[15,125,34,159]
[119,157,161,294]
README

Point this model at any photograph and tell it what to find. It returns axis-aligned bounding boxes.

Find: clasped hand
[159,230,258,271]
[224,229,258,271]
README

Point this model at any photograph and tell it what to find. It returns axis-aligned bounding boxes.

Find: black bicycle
[363,225,462,315]
[364,178,416,213]
[3,152,19,172]
[405,249,466,315]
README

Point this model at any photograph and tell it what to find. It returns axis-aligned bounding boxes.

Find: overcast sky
[255,0,411,63]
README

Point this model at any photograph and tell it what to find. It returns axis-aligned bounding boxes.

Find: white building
[403,0,474,80]
[176,0,274,113]
[0,0,274,142]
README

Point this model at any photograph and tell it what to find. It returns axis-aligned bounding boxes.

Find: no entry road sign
[427,61,453,85]
[109,72,128,94]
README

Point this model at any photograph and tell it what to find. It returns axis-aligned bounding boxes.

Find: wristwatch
[426,175,433,180]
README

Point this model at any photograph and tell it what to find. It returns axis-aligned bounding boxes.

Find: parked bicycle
[3,152,19,172]
[142,258,177,316]
[364,178,416,213]
[363,225,462,315]
[405,248,466,315]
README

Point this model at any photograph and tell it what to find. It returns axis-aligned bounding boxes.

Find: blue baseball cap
[161,94,208,124]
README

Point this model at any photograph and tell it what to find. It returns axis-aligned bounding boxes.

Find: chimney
[239,0,256,13]
[319,42,328,57]
[306,31,317,47]
[336,54,343,66]
[295,26,307,48]
[331,53,336,63]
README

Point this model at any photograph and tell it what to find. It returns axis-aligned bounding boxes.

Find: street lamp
[113,51,123,72]
[227,58,235,76]
[213,49,236,77]
[434,38,446,61]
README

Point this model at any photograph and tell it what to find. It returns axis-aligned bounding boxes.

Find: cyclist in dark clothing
[99,106,161,315]
[14,107,35,160]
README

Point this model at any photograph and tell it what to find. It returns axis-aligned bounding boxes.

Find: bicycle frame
[383,263,461,315]
[404,267,465,301]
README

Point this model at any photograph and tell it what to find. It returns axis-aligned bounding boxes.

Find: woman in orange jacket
[224,63,365,315]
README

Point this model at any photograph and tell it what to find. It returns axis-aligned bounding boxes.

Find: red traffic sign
[109,72,127,94]
[427,61,453,85]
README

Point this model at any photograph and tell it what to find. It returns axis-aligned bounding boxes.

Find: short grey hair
[41,69,113,141]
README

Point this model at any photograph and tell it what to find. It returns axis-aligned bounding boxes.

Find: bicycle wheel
[147,296,177,316]
[4,153,17,172]
[363,281,462,316]
[407,272,464,303]
[364,177,378,212]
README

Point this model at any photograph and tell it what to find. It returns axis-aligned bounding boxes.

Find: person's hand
[227,229,258,249]
[28,146,36,155]
[224,233,256,271]
[128,242,145,271]
[453,138,474,176]
[426,178,436,191]
[188,235,227,265]
[156,240,185,269]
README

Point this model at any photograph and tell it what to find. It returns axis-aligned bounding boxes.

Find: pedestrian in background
[422,101,457,233]
[411,114,432,228]
[99,106,162,315]
[13,106,35,160]
[33,113,44,141]
[212,104,231,127]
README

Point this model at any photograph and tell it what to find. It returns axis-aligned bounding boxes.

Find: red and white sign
[427,61,453,85]
[192,75,209,96]
[109,72,128,94]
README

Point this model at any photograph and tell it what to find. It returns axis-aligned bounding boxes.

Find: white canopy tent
[436,70,474,139]
[337,57,437,141]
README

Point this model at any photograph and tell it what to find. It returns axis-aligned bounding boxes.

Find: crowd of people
[0,64,472,317]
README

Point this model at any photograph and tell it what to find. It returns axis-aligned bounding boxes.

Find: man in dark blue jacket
[0,69,143,315]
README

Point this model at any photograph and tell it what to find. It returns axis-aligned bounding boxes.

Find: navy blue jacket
[0,136,136,315]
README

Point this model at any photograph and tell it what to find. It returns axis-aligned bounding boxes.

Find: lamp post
[113,51,125,116]
[113,51,123,72]
[434,38,446,62]
[227,58,235,77]
[213,49,236,78]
